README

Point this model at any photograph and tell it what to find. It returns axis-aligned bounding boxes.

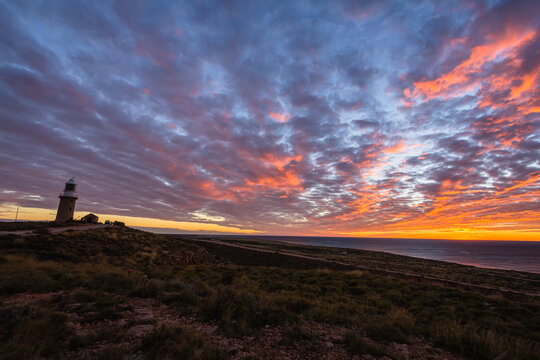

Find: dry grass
[0,227,538,360]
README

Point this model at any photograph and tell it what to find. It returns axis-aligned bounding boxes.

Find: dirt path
[196,239,540,298]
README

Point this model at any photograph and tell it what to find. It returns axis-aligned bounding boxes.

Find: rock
[360,355,376,360]
[204,325,218,335]
[329,334,344,343]
[127,325,153,338]
[137,310,154,323]
[227,345,243,354]
[325,341,334,348]
[66,303,82,310]
[85,311,99,319]
[390,342,407,350]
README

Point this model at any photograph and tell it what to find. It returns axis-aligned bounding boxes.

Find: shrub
[86,272,136,293]
[363,321,409,344]
[0,304,70,359]
[161,288,198,307]
[200,286,263,335]
[32,228,51,236]
[141,325,228,360]
[361,307,413,344]
[0,271,60,295]
[282,294,311,313]
[280,323,316,346]
[430,321,540,360]
[129,280,160,298]
[344,330,396,359]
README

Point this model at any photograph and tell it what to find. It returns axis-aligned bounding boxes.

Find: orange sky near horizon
[1,204,538,241]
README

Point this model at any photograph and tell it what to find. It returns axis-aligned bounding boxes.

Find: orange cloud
[191,152,304,202]
[404,26,538,149]
[260,154,302,169]
[405,29,537,102]
[247,171,302,189]
[268,111,290,123]
[245,154,303,191]
[509,68,539,100]
[324,168,540,241]
[519,105,540,114]
[384,140,407,154]
[496,172,540,195]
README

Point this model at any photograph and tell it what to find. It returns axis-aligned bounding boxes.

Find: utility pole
[14,206,19,222]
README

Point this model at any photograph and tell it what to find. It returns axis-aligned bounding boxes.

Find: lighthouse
[55,178,78,222]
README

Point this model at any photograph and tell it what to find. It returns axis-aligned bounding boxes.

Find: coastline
[172,234,540,296]
[195,234,540,274]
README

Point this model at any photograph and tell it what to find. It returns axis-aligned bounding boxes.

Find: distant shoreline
[164,233,540,274]
[2,221,538,273]
[180,236,540,298]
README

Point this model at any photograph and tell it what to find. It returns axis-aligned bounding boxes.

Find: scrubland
[0,226,538,360]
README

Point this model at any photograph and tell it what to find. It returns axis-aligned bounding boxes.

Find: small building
[81,213,99,224]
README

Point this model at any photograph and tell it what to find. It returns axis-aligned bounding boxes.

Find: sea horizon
[195,233,540,274]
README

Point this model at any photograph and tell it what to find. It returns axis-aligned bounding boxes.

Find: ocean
[238,236,540,274]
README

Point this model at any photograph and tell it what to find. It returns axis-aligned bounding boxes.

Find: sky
[0,0,539,240]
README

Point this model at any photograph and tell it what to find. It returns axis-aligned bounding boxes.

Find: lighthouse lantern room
[55,178,78,222]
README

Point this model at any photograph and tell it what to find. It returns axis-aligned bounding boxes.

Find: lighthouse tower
[55,178,78,222]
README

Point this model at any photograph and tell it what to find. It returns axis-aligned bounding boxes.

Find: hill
[0,226,539,359]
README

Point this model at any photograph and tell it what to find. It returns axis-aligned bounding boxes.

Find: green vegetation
[0,304,69,359]
[194,235,540,295]
[0,227,538,359]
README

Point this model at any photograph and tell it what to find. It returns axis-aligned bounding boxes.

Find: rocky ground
[2,291,465,360]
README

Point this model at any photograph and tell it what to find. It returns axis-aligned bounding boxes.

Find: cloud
[0,0,538,239]
[268,111,290,123]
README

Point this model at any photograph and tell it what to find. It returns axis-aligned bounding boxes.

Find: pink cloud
[404,29,537,102]
[268,111,290,123]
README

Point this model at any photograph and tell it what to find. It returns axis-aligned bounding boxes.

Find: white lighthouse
[55,178,78,222]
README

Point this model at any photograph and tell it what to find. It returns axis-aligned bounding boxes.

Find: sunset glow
[1,1,539,240]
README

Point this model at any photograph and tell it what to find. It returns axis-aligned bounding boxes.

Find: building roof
[82,213,98,219]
